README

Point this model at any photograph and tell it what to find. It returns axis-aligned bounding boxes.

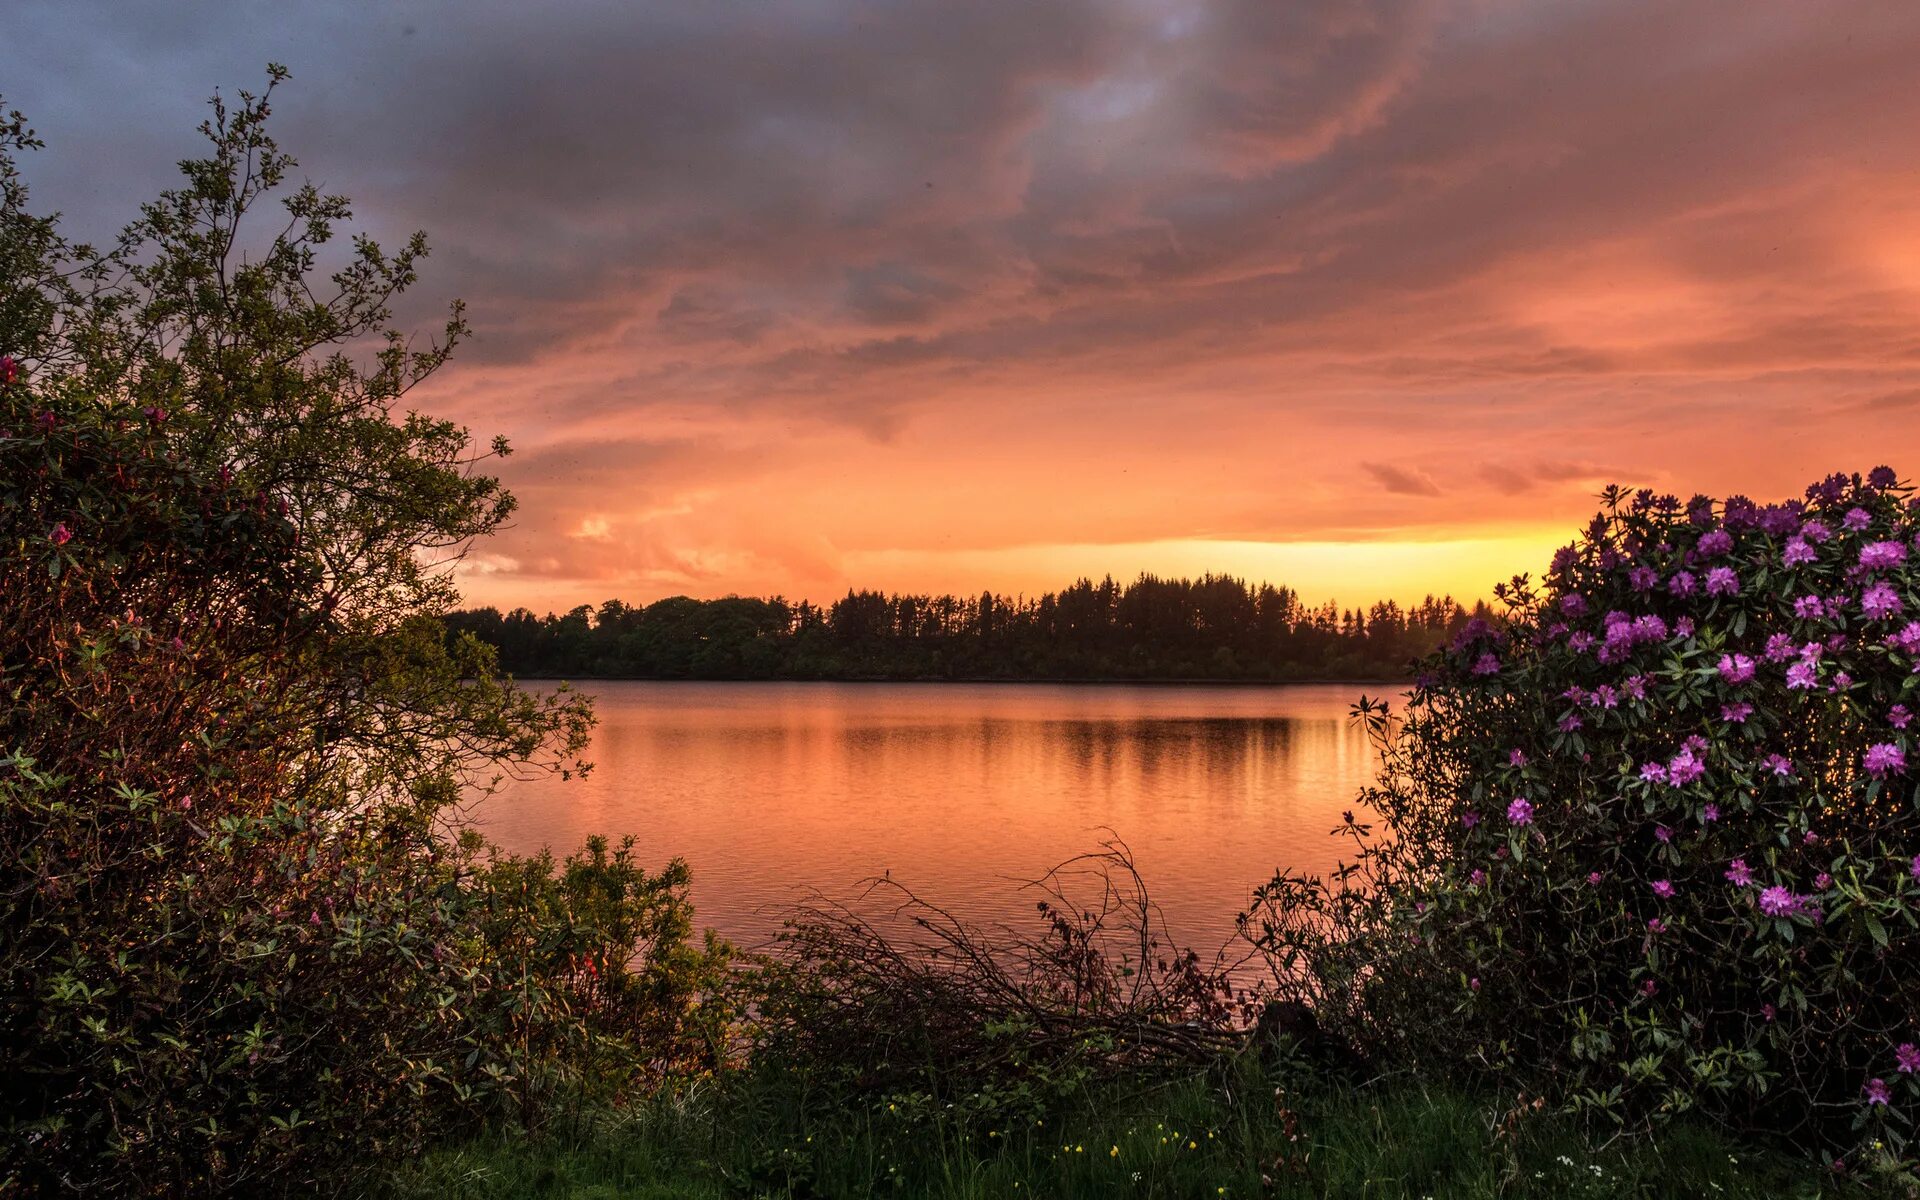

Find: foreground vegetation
[385,1067,1857,1199]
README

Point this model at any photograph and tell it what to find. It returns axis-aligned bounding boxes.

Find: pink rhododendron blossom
[1865,743,1908,778]
[1783,538,1818,566]
[1844,507,1873,531]
[1669,571,1697,596]
[1461,811,1479,828]
[1862,584,1903,621]
[1898,1044,1920,1074]
[1667,746,1706,785]
[1867,1078,1892,1106]
[1702,804,1720,823]
[1507,797,1534,825]
[1651,880,1675,898]
[1758,886,1803,917]
[1725,859,1753,886]
[1860,540,1908,570]
[1587,871,1603,885]
[1721,703,1752,723]
[1705,566,1740,596]
[50,523,71,546]
[1696,529,1734,557]
[1717,653,1755,684]
[1471,653,1500,676]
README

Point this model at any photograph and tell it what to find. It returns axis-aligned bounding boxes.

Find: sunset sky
[12,1,1920,613]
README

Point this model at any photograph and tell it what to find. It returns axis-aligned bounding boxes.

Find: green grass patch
[380,1060,1880,1199]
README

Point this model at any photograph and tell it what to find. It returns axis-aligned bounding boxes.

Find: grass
[377,1059,1882,1199]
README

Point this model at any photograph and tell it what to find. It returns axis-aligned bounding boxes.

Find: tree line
[445,574,1488,681]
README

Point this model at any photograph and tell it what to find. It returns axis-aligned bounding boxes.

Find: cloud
[1362,461,1443,497]
[10,0,1920,606]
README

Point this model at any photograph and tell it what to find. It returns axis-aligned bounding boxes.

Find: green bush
[1247,473,1920,1171]
[0,73,729,1196]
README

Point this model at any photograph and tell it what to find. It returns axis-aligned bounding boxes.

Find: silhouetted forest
[445,574,1485,681]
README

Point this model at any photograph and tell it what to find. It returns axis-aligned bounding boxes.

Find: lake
[470,681,1383,956]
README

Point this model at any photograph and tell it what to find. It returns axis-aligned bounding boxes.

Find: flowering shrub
[1247,470,1920,1160]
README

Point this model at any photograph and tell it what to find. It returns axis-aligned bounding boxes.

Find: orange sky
[17,1,1920,612]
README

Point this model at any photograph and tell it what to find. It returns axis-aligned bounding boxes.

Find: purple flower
[1472,652,1501,676]
[1911,854,1920,881]
[1622,675,1648,700]
[1898,1044,1920,1075]
[1667,746,1706,786]
[1675,617,1695,638]
[1461,811,1480,828]
[1783,538,1818,567]
[1592,685,1619,709]
[1508,748,1529,767]
[1761,1003,1777,1022]
[1560,593,1589,617]
[1803,518,1832,543]
[1718,653,1756,685]
[1587,871,1603,885]
[1669,571,1697,597]
[1892,623,1920,655]
[1702,804,1720,823]
[1862,583,1904,621]
[1705,566,1739,597]
[1651,879,1675,899]
[1844,507,1873,532]
[1639,761,1669,784]
[1697,529,1734,557]
[1507,797,1534,825]
[1721,703,1753,723]
[1632,614,1668,642]
[1786,661,1819,690]
[1894,706,1913,730]
[1764,632,1796,662]
[1469,868,1486,886]
[1861,540,1909,571]
[1764,753,1793,777]
[1758,886,1802,917]
[1654,824,1673,843]
[1568,630,1596,652]
[1865,743,1908,778]
[1558,713,1584,733]
[1647,917,1668,933]
[1871,466,1899,489]
[1867,1078,1892,1107]
[1725,859,1753,886]
[1640,978,1659,997]
[50,522,71,547]
[1815,872,1832,890]
[1793,594,1827,620]
[1629,566,1660,591]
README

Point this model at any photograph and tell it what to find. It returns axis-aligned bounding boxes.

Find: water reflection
[471,682,1379,954]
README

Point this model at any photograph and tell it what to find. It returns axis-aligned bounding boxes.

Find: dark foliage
[447,578,1484,682]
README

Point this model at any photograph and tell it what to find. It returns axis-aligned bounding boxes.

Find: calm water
[471,682,1381,953]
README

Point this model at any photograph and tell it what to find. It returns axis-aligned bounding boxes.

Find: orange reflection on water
[471,681,1384,954]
